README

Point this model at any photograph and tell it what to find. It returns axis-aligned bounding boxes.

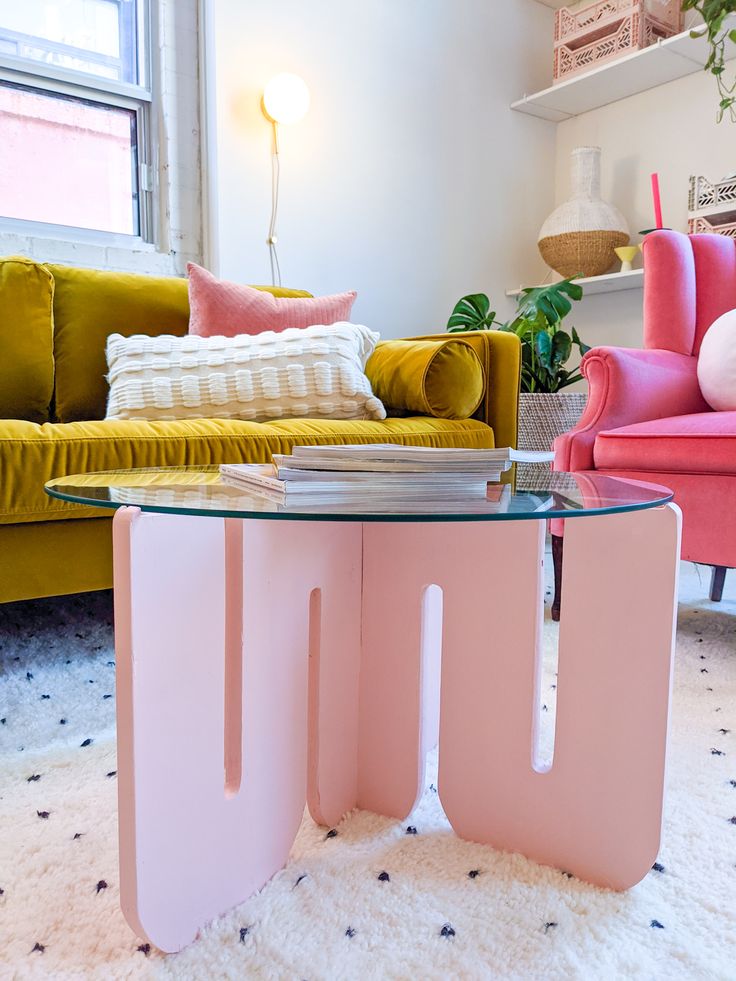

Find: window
[0,0,151,240]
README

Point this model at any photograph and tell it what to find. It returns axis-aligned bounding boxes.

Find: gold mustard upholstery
[0,257,54,423]
[0,256,521,602]
[0,519,113,604]
[48,264,313,424]
[409,331,521,454]
[0,416,495,526]
[366,338,484,419]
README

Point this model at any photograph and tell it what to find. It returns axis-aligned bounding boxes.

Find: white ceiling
[532,1,572,8]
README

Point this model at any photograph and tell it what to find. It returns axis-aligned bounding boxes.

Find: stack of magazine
[219,444,553,512]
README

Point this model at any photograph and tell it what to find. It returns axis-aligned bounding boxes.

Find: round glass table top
[45,467,673,523]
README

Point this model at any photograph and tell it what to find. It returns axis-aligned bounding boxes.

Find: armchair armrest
[366,330,521,450]
[554,346,709,472]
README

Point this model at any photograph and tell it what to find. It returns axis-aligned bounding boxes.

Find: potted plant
[447,278,589,483]
[682,0,736,121]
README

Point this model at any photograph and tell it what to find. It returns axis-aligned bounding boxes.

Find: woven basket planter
[517,391,588,487]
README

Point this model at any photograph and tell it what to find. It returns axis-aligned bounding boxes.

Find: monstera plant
[446,278,589,477]
[447,278,588,394]
[682,0,736,121]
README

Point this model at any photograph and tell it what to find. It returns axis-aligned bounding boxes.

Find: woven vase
[538,146,629,278]
[516,391,588,488]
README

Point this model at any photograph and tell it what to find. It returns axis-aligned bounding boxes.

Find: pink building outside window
[0,83,137,235]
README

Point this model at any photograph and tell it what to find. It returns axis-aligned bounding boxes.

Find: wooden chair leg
[551,533,563,622]
[709,566,727,603]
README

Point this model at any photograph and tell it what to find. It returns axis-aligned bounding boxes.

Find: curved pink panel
[643,230,697,354]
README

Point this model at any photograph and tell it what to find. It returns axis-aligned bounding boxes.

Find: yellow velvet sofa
[0,256,521,603]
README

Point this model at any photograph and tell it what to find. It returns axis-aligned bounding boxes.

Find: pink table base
[112,504,681,952]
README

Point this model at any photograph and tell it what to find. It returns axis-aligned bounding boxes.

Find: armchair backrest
[642,230,736,357]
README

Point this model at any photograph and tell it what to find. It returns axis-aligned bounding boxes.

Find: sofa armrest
[554,346,709,472]
[367,330,520,450]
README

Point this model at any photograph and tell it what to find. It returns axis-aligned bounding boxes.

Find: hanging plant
[682,0,736,121]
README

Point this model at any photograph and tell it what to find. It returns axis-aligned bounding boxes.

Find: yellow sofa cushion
[0,415,494,524]
[0,257,55,423]
[366,338,484,419]
[48,264,313,424]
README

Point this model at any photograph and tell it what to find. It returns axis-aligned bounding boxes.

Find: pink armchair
[552,230,736,615]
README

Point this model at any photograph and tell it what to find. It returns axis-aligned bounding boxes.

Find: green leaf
[550,330,572,366]
[535,330,553,371]
[571,325,591,356]
[447,293,493,331]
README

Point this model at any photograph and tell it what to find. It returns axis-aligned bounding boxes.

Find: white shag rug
[0,560,734,981]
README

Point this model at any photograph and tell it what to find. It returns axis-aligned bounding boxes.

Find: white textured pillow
[697,309,736,411]
[105,322,386,423]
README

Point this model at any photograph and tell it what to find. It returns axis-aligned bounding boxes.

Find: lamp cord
[268,122,282,287]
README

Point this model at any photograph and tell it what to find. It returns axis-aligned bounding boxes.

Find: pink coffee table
[46,468,680,953]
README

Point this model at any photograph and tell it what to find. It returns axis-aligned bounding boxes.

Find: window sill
[0,226,193,277]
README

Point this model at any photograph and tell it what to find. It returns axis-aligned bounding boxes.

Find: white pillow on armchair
[697,309,736,411]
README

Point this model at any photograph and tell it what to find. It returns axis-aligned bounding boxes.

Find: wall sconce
[261,73,310,286]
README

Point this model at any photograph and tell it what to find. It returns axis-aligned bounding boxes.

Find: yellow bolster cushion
[366,338,485,420]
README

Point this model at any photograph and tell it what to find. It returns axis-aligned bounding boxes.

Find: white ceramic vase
[538,146,629,278]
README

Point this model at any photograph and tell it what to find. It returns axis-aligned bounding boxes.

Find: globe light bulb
[262,73,310,125]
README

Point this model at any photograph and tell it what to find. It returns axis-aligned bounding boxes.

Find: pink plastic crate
[553,0,682,83]
[688,215,736,240]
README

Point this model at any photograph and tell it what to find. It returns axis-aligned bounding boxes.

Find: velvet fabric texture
[366,338,485,419]
[0,257,54,423]
[48,265,313,423]
[554,230,736,568]
[187,263,353,338]
[0,259,521,602]
[0,416,494,527]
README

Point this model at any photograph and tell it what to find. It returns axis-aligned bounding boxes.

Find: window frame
[0,0,155,246]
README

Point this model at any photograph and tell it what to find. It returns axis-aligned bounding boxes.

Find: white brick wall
[0,0,202,278]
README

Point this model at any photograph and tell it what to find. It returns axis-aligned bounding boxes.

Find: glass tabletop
[45,467,673,523]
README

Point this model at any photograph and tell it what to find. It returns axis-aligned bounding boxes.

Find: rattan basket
[517,392,588,486]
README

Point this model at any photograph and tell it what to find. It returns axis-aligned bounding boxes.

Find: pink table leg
[438,504,681,888]
[113,509,361,952]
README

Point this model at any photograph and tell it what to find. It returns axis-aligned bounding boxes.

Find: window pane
[0,0,142,85]
[0,82,139,235]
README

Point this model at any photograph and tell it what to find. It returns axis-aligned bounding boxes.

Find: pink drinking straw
[651,173,663,229]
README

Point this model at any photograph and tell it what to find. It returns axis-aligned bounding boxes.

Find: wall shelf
[506,268,643,298]
[511,20,735,121]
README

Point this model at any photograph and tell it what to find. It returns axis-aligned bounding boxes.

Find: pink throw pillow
[187,263,357,338]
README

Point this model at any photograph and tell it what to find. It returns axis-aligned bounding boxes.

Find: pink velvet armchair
[552,230,736,616]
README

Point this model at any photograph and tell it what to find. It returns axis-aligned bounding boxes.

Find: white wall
[551,67,735,352]
[204,0,557,338]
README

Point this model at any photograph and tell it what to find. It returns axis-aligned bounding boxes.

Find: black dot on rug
[95,880,107,893]
[36,810,50,819]
[345,926,356,938]
[26,774,41,783]
[324,828,338,840]
[106,771,117,778]
[467,869,481,879]
[651,862,665,873]
[59,719,67,725]
[73,833,84,840]
[406,825,417,835]
[80,738,93,747]
[440,923,455,938]
[543,922,558,934]
[137,943,151,956]
[650,919,665,929]
[239,926,250,943]
[30,943,45,954]
[377,871,390,882]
